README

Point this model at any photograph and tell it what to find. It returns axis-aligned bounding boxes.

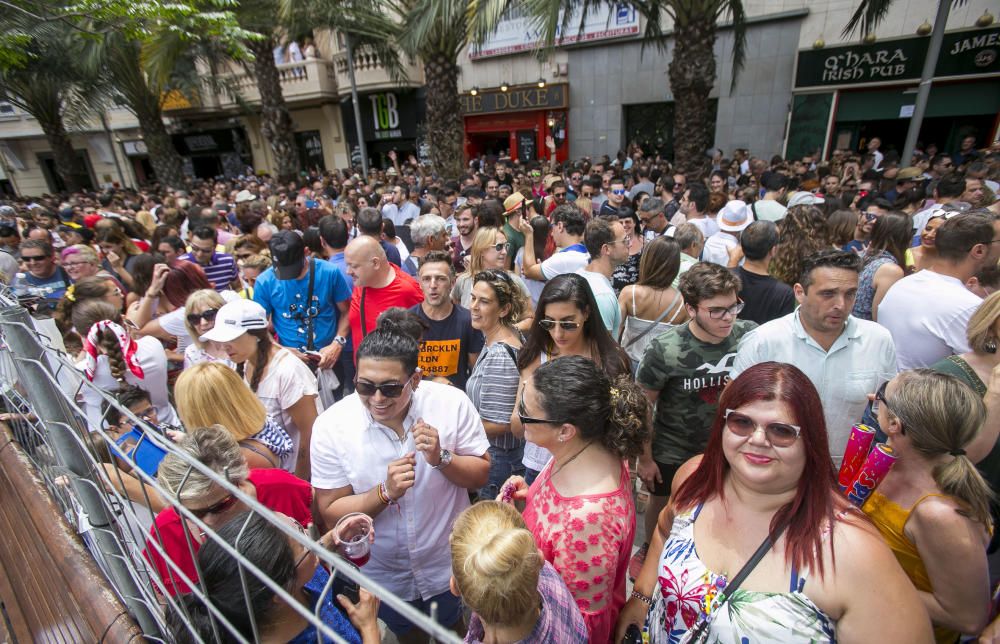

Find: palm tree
[0,31,98,191]
[523,0,746,180]
[287,0,511,179]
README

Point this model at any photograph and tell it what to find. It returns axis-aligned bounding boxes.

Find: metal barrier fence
[0,284,462,644]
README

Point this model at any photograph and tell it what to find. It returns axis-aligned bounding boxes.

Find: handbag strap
[623,289,682,349]
[359,286,368,337]
[304,258,317,351]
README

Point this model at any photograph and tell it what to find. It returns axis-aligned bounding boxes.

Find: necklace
[551,441,594,478]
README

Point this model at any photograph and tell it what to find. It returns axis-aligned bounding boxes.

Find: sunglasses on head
[539,318,581,331]
[724,409,801,447]
[190,493,239,519]
[355,375,414,398]
[186,309,219,326]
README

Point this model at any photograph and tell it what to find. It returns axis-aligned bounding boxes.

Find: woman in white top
[72,299,179,429]
[182,289,236,369]
[618,236,689,370]
[201,299,321,481]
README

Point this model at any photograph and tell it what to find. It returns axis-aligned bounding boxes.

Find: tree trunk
[38,115,88,192]
[422,52,464,180]
[248,37,300,182]
[140,114,186,189]
[668,14,716,181]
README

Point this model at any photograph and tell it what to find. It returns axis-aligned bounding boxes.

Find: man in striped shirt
[180,226,241,292]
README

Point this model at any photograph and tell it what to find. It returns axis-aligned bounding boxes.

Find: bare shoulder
[907,495,989,543]
[672,456,702,495]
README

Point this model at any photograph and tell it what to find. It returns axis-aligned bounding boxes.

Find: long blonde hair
[450,502,543,626]
[887,369,993,528]
[966,290,1000,354]
[175,363,266,441]
[468,226,506,276]
[183,289,227,350]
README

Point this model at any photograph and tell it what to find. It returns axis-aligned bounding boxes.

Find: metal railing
[0,284,462,643]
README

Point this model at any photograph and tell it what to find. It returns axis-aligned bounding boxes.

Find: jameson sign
[796,26,1000,88]
[460,84,568,115]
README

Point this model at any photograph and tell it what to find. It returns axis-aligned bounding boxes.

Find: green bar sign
[795,26,1000,89]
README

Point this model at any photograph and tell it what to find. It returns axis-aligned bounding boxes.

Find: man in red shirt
[345,236,423,351]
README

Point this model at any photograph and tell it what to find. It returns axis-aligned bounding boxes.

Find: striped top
[179,252,239,291]
[465,342,523,450]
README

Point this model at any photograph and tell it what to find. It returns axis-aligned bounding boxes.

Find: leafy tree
[523,0,746,179]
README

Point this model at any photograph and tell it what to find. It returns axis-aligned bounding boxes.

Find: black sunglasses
[186,309,219,326]
[22,255,49,262]
[355,374,414,398]
[190,493,238,519]
[539,319,581,331]
[517,397,562,426]
[872,381,905,435]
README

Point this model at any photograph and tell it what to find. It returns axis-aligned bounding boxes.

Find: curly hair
[532,355,650,459]
[770,205,831,285]
[473,269,527,327]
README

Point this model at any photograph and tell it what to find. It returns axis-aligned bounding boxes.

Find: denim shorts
[478,443,525,500]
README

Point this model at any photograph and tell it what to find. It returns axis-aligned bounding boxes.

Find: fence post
[0,304,164,638]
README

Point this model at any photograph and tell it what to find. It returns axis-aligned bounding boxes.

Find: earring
[987,337,997,354]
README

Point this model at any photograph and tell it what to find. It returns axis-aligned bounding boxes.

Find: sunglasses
[611,189,626,195]
[539,318,581,331]
[186,309,219,326]
[552,192,567,199]
[189,493,239,519]
[490,242,511,253]
[22,255,48,262]
[862,211,878,222]
[724,409,801,447]
[517,397,562,426]
[355,375,414,398]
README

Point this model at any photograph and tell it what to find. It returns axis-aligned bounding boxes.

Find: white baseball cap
[235,189,257,204]
[200,299,268,343]
[786,191,825,208]
[717,200,752,232]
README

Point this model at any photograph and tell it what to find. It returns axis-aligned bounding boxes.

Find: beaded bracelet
[630,589,653,607]
[377,481,397,505]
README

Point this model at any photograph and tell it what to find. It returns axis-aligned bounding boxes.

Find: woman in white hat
[201,299,321,481]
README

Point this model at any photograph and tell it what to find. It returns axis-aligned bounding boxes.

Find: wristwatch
[432,449,453,470]
[333,335,347,346]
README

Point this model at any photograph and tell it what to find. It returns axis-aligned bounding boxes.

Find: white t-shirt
[576,268,622,337]
[251,348,322,468]
[702,232,739,267]
[688,216,719,239]
[515,248,546,306]
[878,269,981,370]
[81,335,179,429]
[540,248,589,280]
[310,380,490,600]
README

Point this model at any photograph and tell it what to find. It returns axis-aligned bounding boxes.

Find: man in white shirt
[731,249,897,463]
[702,200,751,266]
[879,210,1000,370]
[575,217,628,336]
[519,204,589,281]
[311,323,490,641]
[680,182,719,239]
[381,184,421,227]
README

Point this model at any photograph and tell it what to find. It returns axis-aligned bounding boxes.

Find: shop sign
[470,3,638,59]
[795,26,1000,88]
[341,90,420,143]
[461,84,568,115]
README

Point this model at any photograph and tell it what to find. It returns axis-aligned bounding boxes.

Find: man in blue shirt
[254,231,352,369]
[12,239,70,313]
[318,214,356,395]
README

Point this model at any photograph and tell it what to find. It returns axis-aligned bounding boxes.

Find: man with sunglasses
[911,173,966,235]
[631,263,755,579]
[843,195,891,254]
[11,239,70,307]
[599,177,627,217]
[311,321,489,642]
[179,226,242,292]
[731,249,896,463]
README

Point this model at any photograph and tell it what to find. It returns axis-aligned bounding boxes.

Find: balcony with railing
[163,58,340,114]
[331,48,424,98]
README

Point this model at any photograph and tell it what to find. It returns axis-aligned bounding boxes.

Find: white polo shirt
[310,380,489,600]
[730,311,897,463]
[878,269,981,370]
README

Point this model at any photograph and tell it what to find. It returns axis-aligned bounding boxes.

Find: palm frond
[841,0,894,38]
[720,0,746,92]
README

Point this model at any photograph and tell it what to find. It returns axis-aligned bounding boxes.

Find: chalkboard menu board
[516,130,536,162]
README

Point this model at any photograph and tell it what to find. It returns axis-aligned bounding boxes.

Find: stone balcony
[163,58,340,114]
[331,48,424,98]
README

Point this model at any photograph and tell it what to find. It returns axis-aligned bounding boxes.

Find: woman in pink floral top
[502,356,650,643]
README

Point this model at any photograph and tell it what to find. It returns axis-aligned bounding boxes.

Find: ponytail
[244,328,273,393]
[533,355,650,459]
[98,328,127,383]
[888,369,995,529]
[933,454,994,529]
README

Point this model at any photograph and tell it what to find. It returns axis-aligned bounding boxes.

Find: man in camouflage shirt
[629,262,757,577]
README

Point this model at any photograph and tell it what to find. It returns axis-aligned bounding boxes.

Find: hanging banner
[471,3,639,59]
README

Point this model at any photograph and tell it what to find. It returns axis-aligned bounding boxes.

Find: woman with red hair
[617,362,932,643]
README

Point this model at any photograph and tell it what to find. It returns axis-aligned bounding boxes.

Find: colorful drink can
[838,424,877,490]
[846,443,897,507]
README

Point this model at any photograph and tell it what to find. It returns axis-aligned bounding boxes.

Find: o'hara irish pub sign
[795,26,1000,88]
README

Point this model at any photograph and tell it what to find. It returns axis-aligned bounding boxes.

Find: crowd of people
[2,136,1000,643]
